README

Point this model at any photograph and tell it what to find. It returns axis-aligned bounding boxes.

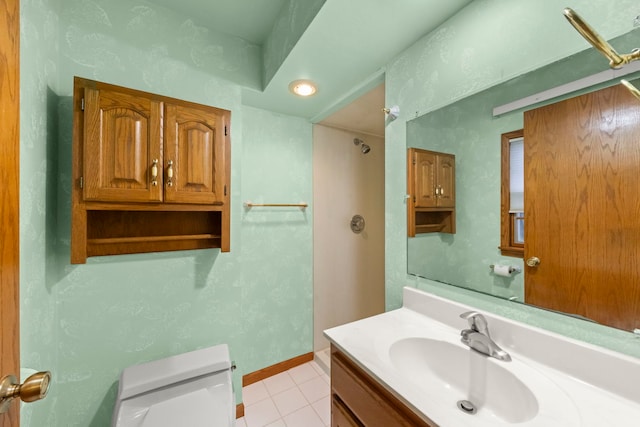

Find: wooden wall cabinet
[407,148,455,236]
[331,346,436,427]
[71,77,231,264]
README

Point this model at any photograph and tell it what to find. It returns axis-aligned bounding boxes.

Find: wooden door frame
[0,0,21,425]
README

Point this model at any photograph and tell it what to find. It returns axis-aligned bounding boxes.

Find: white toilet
[112,344,235,427]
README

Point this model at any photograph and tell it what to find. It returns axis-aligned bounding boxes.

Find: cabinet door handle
[167,160,174,187]
[439,185,444,196]
[150,159,159,186]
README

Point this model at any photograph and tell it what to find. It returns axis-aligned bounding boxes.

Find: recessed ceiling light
[289,80,317,97]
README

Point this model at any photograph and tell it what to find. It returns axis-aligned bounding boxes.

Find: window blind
[509,137,524,212]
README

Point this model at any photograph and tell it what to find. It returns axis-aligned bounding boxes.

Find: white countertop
[324,287,640,427]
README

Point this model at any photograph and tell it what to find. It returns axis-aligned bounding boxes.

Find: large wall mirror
[407,28,640,332]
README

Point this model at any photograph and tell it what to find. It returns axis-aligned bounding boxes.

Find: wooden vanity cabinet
[331,346,436,427]
[71,77,231,264]
[407,148,455,236]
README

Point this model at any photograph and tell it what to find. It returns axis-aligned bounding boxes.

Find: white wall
[313,124,385,350]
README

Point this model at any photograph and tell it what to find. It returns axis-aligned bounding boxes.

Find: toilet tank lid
[118,344,231,400]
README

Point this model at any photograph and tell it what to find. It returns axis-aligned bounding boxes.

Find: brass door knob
[526,257,541,267]
[0,371,51,413]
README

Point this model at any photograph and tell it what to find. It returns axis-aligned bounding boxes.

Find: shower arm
[563,8,640,69]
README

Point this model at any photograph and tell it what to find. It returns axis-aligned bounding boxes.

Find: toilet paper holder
[489,264,521,274]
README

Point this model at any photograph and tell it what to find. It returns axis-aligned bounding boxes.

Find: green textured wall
[386,0,640,359]
[20,0,60,425]
[57,0,262,92]
[262,0,326,87]
[21,1,312,426]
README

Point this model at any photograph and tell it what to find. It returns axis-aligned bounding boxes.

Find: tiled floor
[237,360,330,427]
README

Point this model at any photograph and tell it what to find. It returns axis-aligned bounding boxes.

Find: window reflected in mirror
[500,130,524,257]
[512,212,524,245]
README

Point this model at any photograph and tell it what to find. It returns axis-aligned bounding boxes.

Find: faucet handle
[460,311,490,336]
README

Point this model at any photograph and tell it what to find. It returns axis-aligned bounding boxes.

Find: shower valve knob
[350,215,365,234]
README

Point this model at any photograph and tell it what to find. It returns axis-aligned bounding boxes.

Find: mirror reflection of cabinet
[71,77,231,264]
[407,148,456,236]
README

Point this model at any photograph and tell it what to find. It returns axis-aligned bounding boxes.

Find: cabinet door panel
[436,154,455,207]
[83,87,162,202]
[414,150,437,207]
[164,104,224,204]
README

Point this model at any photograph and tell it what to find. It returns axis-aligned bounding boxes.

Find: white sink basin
[325,287,640,427]
[389,337,538,423]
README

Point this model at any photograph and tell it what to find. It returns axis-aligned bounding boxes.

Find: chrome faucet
[460,311,511,362]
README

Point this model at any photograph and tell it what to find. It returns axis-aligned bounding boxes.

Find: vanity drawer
[331,346,435,427]
[332,396,363,427]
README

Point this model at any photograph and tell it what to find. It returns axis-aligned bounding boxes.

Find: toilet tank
[112,344,235,427]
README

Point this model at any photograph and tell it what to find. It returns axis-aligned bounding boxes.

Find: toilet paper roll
[493,264,512,277]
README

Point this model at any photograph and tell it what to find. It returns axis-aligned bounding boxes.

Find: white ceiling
[144,0,473,135]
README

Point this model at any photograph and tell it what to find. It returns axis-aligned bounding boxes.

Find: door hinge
[81,98,85,111]
[224,125,228,136]
[79,176,84,189]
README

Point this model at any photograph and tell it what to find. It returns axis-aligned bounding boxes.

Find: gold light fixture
[621,79,640,101]
[288,80,317,97]
[563,8,640,69]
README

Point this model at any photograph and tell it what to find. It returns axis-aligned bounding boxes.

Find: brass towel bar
[243,201,308,209]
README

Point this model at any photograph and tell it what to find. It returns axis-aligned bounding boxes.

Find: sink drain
[457,400,477,415]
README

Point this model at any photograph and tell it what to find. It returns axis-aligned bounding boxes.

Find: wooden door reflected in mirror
[524,83,640,330]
